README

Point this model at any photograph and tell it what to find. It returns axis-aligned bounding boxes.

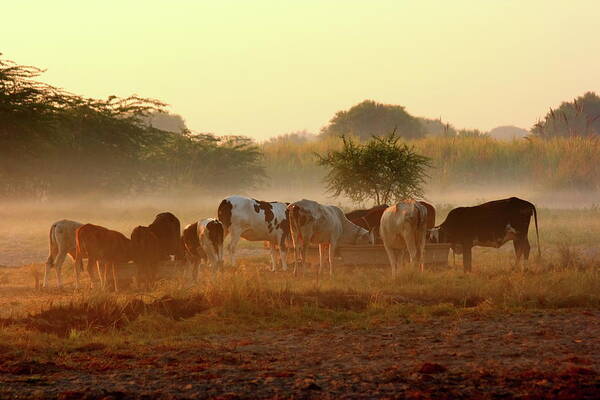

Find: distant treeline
[0,56,264,198]
[2,55,600,200]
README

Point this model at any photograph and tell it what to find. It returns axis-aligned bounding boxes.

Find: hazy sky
[3,1,600,140]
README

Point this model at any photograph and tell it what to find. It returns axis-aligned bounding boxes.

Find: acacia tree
[318,133,430,205]
[0,54,265,198]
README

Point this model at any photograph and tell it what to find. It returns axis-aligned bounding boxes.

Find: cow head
[427,226,448,244]
[503,224,518,242]
[427,227,439,243]
[354,226,374,245]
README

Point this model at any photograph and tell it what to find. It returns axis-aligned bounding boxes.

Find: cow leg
[328,243,336,276]
[53,251,68,288]
[404,231,418,271]
[73,253,82,290]
[191,259,199,282]
[417,228,427,273]
[462,245,473,272]
[318,244,326,276]
[514,237,530,271]
[86,257,98,288]
[299,243,308,277]
[111,263,119,292]
[227,229,241,266]
[43,254,55,289]
[269,243,278,272]
[383,244,397,278]
[279,242,288,272]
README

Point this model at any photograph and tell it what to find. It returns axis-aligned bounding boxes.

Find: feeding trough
[303,243,451,268]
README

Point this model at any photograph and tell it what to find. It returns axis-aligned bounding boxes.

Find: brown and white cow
[218,195,290,271]
[44,219,84,288]
[380,201,429,277]
[130,226,162,289]
[287,199,374,276]
[149,212,184,263]
[197,218,225,273]
[428,197,540,272]
[74,224,132,291]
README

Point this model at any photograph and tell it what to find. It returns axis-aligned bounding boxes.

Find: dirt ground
[1,310,599,399]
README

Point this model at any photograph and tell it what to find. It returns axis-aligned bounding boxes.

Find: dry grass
[0,200,599,355]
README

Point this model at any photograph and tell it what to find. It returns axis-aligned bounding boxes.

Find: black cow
[429,197,540,272]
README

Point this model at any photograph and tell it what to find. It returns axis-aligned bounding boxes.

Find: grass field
[1,198,599,398]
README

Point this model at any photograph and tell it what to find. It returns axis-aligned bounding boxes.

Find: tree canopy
[317,133,430,205]
[0,55,264,198]
[320,100,425,140]
[532,92,600,138]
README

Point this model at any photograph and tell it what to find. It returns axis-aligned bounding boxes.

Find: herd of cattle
[43,195,540,290]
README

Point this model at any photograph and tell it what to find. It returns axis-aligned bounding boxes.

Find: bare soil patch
[1,311,599,399]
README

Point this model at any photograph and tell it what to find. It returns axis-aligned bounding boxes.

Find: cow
[130,226,162,289]
[197,218,225,273]
[218,195,290,271]
[345,204,389,244]
[44,219,84,288]
[287,199,374,276]
[74,224,132,291]
[182,222,206,280]
[148,212,184,263]
[428,197,540,272]
[379,201,429,277]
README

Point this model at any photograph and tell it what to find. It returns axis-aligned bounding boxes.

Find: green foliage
[532,91,600,138]
[317,133,430,205]
[0,55,264,198]
[320,100,425,140]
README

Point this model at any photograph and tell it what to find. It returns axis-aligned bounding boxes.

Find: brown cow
[149,212,184,263]
[131,226,162,289]
[345,204,389,244]
[75,224,132,291]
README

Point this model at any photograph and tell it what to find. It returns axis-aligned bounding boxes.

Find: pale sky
[3,1,600,140]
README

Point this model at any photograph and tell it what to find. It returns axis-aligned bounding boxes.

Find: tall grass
[261,136,600,196]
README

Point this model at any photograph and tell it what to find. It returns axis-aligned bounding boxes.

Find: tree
[532,92,600,138]
[143,111,188,133]
[317,132,430,205]
[320,100,425,140]
[0,54,265,198]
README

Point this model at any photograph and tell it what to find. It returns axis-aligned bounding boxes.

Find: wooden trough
[304,243,451,268]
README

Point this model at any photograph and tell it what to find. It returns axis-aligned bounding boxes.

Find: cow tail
[46,223,56,268]
[532,203,541,259]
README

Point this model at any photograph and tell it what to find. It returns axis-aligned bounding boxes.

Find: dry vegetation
[262,136,600,198]
[0,198,599,398]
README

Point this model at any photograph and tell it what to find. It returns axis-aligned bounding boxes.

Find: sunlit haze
[3,0,600,139]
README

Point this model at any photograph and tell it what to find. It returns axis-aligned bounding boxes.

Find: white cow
[197,218,224,272]
[218,195,290,271]
[380,201,428,277]
[44,219,84,288]
[287,199,374,276]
